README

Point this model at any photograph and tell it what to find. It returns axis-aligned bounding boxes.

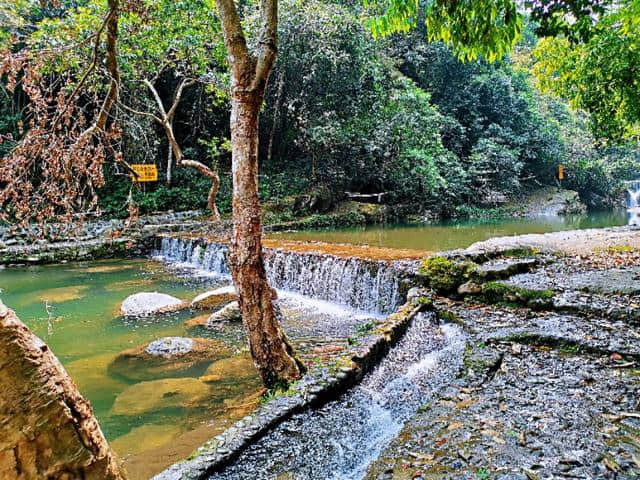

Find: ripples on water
[210,313,466,480]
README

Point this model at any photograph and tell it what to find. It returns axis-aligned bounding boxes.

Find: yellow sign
[558,164,564,181]
[130,164,158,182]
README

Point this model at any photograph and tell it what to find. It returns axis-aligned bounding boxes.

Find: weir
[156,236,410,314]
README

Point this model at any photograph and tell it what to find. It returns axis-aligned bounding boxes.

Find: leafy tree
[532,2,640,141]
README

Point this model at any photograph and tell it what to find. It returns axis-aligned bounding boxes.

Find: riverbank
[365,243,640,479]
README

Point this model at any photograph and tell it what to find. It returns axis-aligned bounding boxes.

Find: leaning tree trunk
[216,0,304,387]
[0,301,127,480]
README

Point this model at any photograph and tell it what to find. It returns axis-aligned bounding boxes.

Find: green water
[0,260,260,479]
[273,210,628,251]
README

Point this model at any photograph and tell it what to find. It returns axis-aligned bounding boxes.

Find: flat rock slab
[507,267,640,295]
[120,292,184,317]
[474,257,537,280]
[366,345,640,480]
[146,337,194,356]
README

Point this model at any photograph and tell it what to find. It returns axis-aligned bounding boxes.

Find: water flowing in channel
[155,237,406,314]
[626,180,640,226]
[209,313,466,480]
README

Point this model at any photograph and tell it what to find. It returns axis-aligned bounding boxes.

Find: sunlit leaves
[532,2,640,141]
[364,0,522,61]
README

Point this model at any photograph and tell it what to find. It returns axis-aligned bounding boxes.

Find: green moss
[481,281,554,308]
[605,245,635,254]
[418,256,475,294]
[499,247,540,258]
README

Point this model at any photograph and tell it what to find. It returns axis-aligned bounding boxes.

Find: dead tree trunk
[0,301,127,480]
[216,0,304,387]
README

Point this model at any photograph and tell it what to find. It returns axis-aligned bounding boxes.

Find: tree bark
[0,301,127,480]
[216,0,304,387]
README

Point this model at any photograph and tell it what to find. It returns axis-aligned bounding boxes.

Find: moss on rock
[417,256,476,294]
[480,281,554,309]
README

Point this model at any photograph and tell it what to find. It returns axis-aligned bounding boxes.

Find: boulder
[108,337,231,382]
[0,301,126,480]
[120,292,184,317]
[111,378,211,416]
[190,285,237,309]
[199,352,258,383]
[458,281,483,295]
[207,301,241,324]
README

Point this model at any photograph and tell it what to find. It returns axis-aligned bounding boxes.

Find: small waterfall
[156,237,231,277]
[155,236,406,314]
[209,313,466,480]
[626,180,640,226]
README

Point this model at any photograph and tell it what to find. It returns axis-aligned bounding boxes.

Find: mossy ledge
[479,281,554,309]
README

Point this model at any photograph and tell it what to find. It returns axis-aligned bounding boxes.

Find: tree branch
[253,0,278,89]
[215,0,250,72]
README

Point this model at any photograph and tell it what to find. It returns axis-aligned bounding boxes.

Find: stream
[210,313,466,480]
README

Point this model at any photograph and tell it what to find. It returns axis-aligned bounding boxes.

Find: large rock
[0,300,126,480]
[108,337,231,382]
[190,285,237,309]
[111,378,211,416]
[207,301,241,323]
[199,352,258,383]
[120,292,184,317]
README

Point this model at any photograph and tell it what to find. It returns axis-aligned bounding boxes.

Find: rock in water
[190,285,238,309]
[120,291,184,316]
[0,304,126,480]
[146,337,194,356]
[206,301,241,324]
[199,352,258,383]
[111,378,211,416]
[108,337,231,382]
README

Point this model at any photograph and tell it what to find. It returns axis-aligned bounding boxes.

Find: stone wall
[0,211,229,265]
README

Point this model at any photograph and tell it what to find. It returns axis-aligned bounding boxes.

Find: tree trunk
[215,0,304,388]
[229,90,303,387]
[0,301,127,480]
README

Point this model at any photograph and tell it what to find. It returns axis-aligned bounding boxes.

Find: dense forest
[1,0,639,222]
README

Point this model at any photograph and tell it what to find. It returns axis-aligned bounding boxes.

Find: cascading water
[155,237,406,314]
[626,180,640,226]
[156,237,230,277]
[208,313,466,480]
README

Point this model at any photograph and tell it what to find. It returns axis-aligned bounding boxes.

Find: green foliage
[99,167,231,217]
[364,0,522,62]
[532,2,640,141]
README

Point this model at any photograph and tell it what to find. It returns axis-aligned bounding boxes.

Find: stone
[111,377,211,416]
[200,352,258,383]
[108,337,231,382]
[36,285,89,303]
[146,336,194,356]
[191,285,238,309]
[0,307,125,479]
[458,281,482,295]
[207,301,242,324]
[120,291,184,317]
[110,424,183,457]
